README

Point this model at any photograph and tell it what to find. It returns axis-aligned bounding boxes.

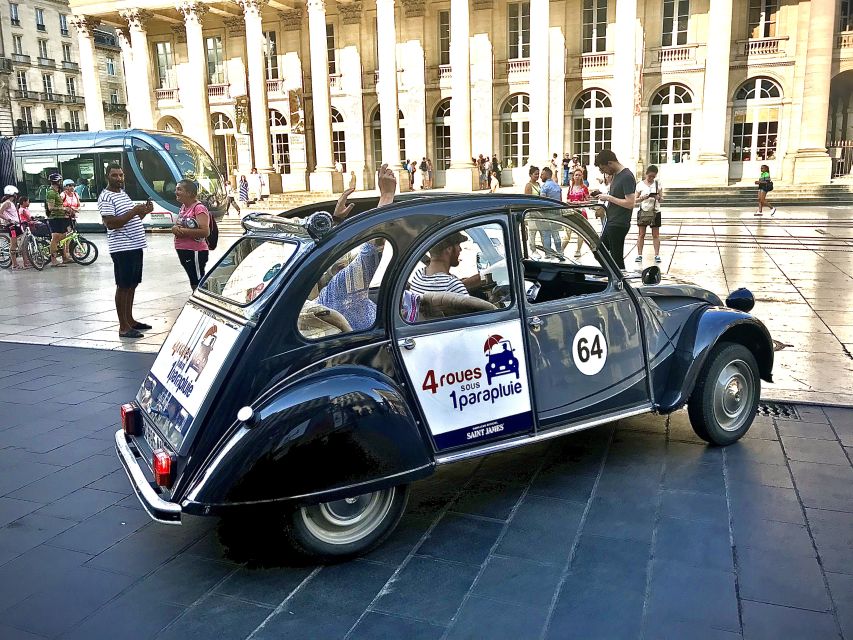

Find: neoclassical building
[67,0,849,191]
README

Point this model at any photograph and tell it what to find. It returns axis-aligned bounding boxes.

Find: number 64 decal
[572,325,608,375]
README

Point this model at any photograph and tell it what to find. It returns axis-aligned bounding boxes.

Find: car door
[393,216,537,453]
[519,207,651,427]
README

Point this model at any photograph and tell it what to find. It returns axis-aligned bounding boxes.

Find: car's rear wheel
[687,341,760,445]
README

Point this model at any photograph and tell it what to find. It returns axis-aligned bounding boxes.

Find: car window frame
[393,213,517,329]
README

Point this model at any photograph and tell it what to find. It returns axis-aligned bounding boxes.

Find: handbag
[637,180,658,225]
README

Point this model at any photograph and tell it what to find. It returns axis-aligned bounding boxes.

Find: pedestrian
[755,164,775,216]
[489,170,500,192]
[335,159,344,174]
[523,165,542,253]
[61,178,81,225]
[172,179,211,290]
[248,168,262,203]
[75,178,90,200]
[0,185,29,270]
[419,157,428,190]
[45,172,72,267]
[549,153,558,175]
[562,153,571,186]
[491,154,501,173]
[635,164,663,264]
[349,170,357,190]
[539,167,563,253]
[425,158,433,189]
[566,168,590,258]
[224,182,240,216]
[593,149,636,270]
[238,175,250,208]
[97,164,154,339]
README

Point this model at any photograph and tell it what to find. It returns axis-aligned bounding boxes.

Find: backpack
[419,161,427,172]
[207,214,219,250]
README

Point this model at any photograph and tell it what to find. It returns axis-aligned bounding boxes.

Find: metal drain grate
[757,401,800,420]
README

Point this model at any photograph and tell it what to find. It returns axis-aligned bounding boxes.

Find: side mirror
[304,211,334,240]
[726,287,755,313]
[641,265,662,285]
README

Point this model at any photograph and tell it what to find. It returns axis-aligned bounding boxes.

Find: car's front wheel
[283,485,409,562]
[687,341,761,445]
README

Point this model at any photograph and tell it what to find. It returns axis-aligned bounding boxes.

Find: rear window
[200,238,298,305]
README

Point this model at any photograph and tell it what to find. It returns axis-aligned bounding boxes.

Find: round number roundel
[572,325,607,375]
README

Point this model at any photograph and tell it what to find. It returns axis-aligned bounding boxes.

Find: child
[755,165,775,216]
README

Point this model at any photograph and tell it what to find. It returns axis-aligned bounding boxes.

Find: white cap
[3,185,18,196]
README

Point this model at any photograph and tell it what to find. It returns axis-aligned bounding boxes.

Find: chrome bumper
[114,430,182,525]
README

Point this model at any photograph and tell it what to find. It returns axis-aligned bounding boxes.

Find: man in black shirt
[593,149,636,269]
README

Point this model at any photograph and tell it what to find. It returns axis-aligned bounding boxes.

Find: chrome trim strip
[114,430,182,525]
[184,426,250,502]
[435,405,653,465]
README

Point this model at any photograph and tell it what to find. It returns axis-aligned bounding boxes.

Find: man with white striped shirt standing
[97,164,154,339]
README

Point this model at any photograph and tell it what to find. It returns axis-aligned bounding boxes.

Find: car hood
[626,273,724,307]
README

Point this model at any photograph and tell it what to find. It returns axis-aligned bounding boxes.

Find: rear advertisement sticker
[138,305,240,445]
[400,320,533,450]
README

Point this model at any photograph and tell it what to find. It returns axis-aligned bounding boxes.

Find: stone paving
[0,341,852,639]
[1,204,851,405]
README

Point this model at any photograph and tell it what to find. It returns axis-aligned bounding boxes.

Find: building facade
[68,0,850,191]
[93,27,130,130]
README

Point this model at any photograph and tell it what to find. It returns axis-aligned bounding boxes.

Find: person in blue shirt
[538,167,563,253]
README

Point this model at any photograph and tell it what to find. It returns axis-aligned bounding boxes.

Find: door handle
[528,316,542,332]
[398,337,416,350]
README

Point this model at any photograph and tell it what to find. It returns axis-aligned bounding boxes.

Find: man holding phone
[98,164,154,339]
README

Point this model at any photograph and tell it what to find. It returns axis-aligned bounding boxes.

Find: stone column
[529,0,549,168]
[793,0,833,183]
[238,0,272,172]
[446,0,476,190]
[71,16,105,131]
[177,3,213,153]
[306,0,342,192]
[120,9,155,129]
[115,28,138,127]
[695,0,732,184]
[375,0,410,191]
[611,0,637,169]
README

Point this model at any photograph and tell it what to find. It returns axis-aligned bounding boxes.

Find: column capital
[279,9,303,30]
[401,0,424,17]
[120,9,153,32]
[306,0,327,14]
[70,15,100,38]
[171,25,188,43]
[176,2,209,24]
[236,0,268,17]
[339,1,363,24]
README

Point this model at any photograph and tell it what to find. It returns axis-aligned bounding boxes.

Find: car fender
[656,306,774,413]
[182,366,435,512]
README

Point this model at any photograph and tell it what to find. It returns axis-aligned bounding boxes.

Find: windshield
[200,237,299,305]
[151,133,225,213]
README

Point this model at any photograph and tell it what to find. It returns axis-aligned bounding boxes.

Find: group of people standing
[406,158,435,190]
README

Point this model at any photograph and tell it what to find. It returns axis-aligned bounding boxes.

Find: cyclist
[0,185,30,269]
[46,172,72,266]
[61,178,81,222]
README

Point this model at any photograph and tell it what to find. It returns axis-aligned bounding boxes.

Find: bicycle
[0,225,11,269]
[57,218,98,265]
[20,219,50,271]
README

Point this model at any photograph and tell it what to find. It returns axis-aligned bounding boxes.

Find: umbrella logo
[483,335,504,353]
[483,335,520,385]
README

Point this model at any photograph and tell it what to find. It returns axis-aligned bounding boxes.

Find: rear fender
[657,306,773,413]
[182,366,434,511]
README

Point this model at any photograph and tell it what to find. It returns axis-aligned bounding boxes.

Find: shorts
[48,217,71,234]
[7,224,22,236]
[111,248,144,288]
[637,210,662,228]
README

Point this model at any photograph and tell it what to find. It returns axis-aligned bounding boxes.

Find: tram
[1,130,226,231]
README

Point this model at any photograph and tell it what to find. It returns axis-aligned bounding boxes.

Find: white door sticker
[572,325,607,375]
[400,320,533,449]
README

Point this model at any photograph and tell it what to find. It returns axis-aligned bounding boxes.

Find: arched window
[209,112,236,177]
[210,112,234,132]
[648,84,694,164]
[731,77,782,162]
[331,107,346,172]
[372,107,406,170]
[434,99,451,171]
[571,88,611,167]
[501,93,530,168]
[269,109,290,174]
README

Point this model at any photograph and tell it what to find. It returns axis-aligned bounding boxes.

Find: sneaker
[754,212,763,217]
[654,255,662,263]
[635,255,643,262]
[573,251,582,258]
[770,207,777,216]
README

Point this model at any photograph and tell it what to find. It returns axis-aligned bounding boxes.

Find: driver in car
[409,233,481,296]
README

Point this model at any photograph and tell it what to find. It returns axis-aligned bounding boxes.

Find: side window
[522,213,611,304]
[97,152,145,200]
[401,222,511,323]
[298,238,394,340]
[132,138,177,202]
[21,155,58,203]
[58,153,96,201]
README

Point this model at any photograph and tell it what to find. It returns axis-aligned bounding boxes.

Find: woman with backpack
[755,164,776,216]
[172,179,211,290]
[635,164,663,264]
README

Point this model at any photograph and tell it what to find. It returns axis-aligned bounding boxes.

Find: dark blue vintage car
[116,193,773,561]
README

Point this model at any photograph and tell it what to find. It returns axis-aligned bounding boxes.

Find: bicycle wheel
[25,234,45,270]
[0,234,10,269]
[72,239,98,265]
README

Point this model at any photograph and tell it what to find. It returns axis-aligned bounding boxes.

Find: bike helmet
[62,179,75,187]
[3,185,18,196]
[48,172,62,183]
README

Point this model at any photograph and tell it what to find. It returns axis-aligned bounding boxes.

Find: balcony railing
[838,32,853,48]
[62,60,79,71]
[657,45,696,63]
[742,37,785,56]
[13,89,37,100]
[11,53,29,64]
[104,101,127,113]
[266,78,283,94]
[41,91,63,103]
[0,58,11,73]
[507,58,530,76]
[64,94,84,104]
[155,87,179,101]
[208,83,230,100]
[61,28,69,37]
[37,57,55,68]
[580,52,611,69]
[438,64,452,79]
[36,24,46,32]
[11,18,20,27]
[329,73,342,91]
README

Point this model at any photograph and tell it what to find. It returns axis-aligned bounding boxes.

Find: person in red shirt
[566,169,590,258]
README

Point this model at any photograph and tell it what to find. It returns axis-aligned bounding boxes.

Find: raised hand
[377,164,397,206]
[333,187,356,223]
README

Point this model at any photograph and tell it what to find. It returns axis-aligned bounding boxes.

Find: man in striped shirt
[409,232,472,296]
[97,164,154,339]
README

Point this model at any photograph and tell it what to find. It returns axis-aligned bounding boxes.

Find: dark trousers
[600,224,629,270]
[177,249,209,290]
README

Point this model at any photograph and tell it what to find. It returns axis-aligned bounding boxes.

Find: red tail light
[121,403,141,436]
[152,448,175,488]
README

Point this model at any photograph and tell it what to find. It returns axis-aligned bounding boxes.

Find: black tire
[687,341,761,445]
[0,234,10,269]
[71,239,98,265]
[25,235,45,270]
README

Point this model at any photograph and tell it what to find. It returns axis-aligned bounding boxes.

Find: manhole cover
[757,402,800,420]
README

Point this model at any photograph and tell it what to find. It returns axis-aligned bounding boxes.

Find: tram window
[21,155,58,203]
[97,152,146,201]
[132,139,177,202]
[58,153,96,201]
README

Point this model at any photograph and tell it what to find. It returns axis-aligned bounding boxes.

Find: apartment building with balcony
[93,27,129,130]
[67,0,846,191]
